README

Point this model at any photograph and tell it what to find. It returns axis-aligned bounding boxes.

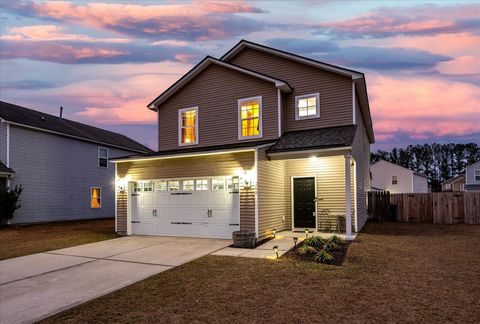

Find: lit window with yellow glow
[295,93,320,120]
[239,97,262,139]
[91,187,101,208]
[179,107,198,145]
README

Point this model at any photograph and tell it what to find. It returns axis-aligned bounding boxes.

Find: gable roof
[147,56,292,110]
[467,161,480,169]
[372,159,428,178]
[0,101,152,154]
[441,174,466,185]
[221,40,375,143]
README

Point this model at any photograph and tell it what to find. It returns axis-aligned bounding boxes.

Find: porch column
[345,154,352,240]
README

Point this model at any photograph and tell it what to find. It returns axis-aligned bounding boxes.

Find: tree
[0,185,23,225]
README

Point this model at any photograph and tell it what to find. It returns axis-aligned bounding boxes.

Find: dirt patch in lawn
[42,222,480,323]
[0,218,117,260]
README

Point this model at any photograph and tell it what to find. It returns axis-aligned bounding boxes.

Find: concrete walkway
[0,236,229,324]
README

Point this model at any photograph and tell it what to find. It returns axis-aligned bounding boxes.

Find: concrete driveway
[0,236,229,323]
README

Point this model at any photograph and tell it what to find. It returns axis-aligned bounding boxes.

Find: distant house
[0,101,152,224]
[441,174,466,192]
[465,161,480,192]
[371,159,428,193]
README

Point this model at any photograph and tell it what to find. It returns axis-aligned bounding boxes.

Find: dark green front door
[293,177,316,228]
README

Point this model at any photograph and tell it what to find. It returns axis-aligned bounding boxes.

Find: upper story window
[392,175,398,185]
[238,96,262,139]
[98,147,108,168]
[475,170,480,181]
[295,93,320,120]
[178,107,198,146]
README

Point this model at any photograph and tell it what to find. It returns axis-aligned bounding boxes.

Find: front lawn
[43,223,480,323]
[0,218,117,260]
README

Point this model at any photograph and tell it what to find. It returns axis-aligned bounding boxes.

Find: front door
[293,177,316,229]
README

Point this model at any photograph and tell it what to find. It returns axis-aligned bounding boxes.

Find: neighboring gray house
[371,159,428,193]
[0,101,151,224]
[465,161,480,192]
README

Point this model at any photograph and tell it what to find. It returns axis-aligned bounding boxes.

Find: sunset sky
[0,0,479,150]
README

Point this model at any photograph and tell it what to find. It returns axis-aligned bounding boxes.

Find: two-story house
[371,159,429,193]
[0,101,152,224]
[112,40,375,240]
[465,161,480,191]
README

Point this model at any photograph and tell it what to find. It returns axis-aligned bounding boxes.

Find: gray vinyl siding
[351,98,370,231]
[228,47,353,132]
[0,121,7,164]
[413,174,428,193]
[466,161,480,185]
[8,125,135,224]
[158,64,279,151]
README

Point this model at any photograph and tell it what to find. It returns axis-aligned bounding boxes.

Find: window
[98,148,108,168]
[392,175,398,185]
[475,170,480,181]
[91,187,101,208]
[295,93,320,120]
[445,184,451,189]
[212,178,225,191]
[183,180,194,191]
[178,107,198,145]
[227,176,239,192]
[196,179,209,191]
[168,181,180,191]
[143,181,153,192]
[133,182,142,192]
[156,180,167,191]
[238,96,262,139]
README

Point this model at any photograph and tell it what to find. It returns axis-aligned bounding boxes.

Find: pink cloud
[316,4,479,38]
[5,1,266,41]
[368,74,480,139]
[1,25,130,43]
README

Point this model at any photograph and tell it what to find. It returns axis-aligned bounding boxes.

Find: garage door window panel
[168,181,180,191]
[183,180,194,191]
[196,179,209,191]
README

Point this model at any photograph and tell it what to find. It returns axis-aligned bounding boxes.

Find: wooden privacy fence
[368,191,480,225]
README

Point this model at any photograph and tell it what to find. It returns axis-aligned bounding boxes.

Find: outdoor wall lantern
[117,178,127,192]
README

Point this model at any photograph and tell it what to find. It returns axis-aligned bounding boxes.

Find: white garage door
[130,177,240,239]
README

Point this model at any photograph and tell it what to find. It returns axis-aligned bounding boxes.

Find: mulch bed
[282,241,350,266]
[228,236,274,249]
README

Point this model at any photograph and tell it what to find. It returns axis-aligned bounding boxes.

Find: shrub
[297,244,317,255]
[0,185,23,225]
[303,236,325,249]
[315,248,333,263]
[323,241,339,252]
[328,235,342,244]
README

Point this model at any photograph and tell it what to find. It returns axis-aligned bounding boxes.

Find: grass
[43,222,480,323]
[0,218,117,260]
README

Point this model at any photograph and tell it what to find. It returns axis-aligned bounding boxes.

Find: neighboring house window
[445,184,451,189]
[295,93,320,120]
[91,187,101,208]
[98,148,108,168]
[392,175,398,185]
[238,96,262,139]
[183,180,194,191]
[196,179,209,191]
[475,170,480,181]
[178,107,198,145]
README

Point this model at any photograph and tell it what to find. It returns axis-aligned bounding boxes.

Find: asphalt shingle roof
[0,161,14,174]
[267,125,357,153]
[0,101,152,153]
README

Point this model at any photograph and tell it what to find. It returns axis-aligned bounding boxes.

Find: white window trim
[178,106,199,146]
[475,170,480,181]
[91,187,102,209]
[98,147,108,168]
[238,96,263,140]
[295,93,320,120]
[392,175,398,185]
[445,184,451,189]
